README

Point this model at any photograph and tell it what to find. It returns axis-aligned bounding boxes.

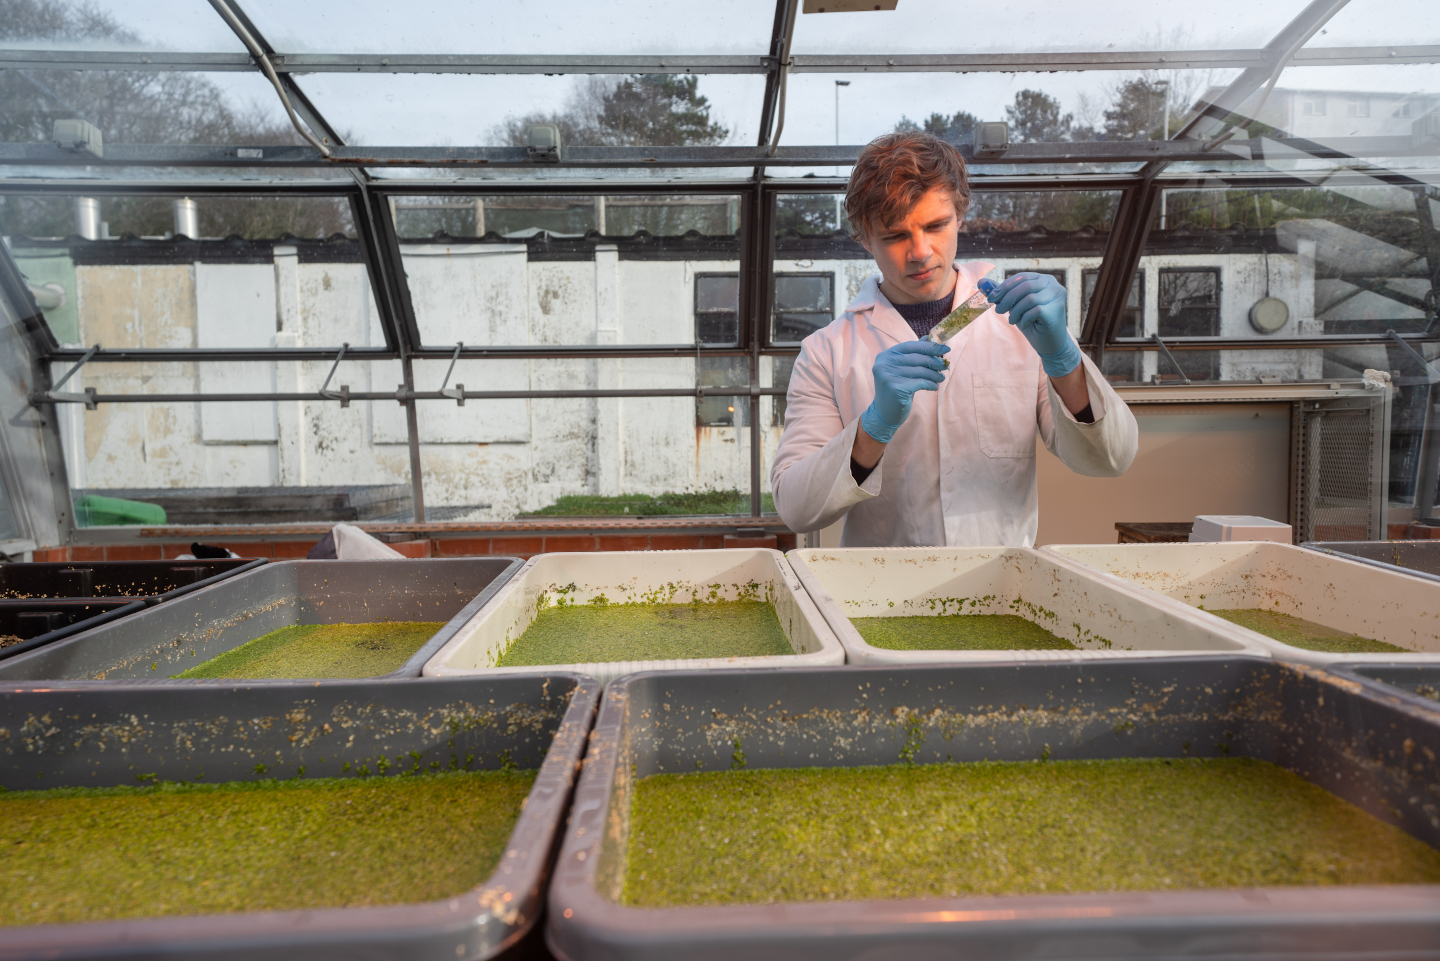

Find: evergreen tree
[1005,90,1072,143]
[1102,78,1169,140]
[494,74,728,147]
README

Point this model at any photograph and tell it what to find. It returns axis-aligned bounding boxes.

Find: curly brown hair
[845,131,970,241]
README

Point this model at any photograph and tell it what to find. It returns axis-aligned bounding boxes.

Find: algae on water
[1209,609,1405,654]
[174,621,443,679]
[622,758,1440,908]
[850,614,1076,652]
[0,770,535,927]
[497,601,791,667]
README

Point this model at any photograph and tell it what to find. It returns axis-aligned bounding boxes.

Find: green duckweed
[623,758,1440,907]
[0,770,535,926]
[174,622,443,679]
[496,601,791,667]
[1208,609,1406,654]
[850,614,1076,651]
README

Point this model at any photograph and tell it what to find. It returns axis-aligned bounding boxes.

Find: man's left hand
[988,272,1082,379]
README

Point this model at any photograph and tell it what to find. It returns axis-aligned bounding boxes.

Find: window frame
[770,270,836,347]
[694,271,741,348]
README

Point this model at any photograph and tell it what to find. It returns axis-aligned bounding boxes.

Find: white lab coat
[770,261,1138,547]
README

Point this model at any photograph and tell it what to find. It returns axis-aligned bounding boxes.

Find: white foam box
[1189,515,1292,543]
[785,546,1268,665]
[1042,541,1440,665]
[422,549,844,684]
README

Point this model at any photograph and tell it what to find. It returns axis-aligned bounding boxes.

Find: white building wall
[57,247,1316,514]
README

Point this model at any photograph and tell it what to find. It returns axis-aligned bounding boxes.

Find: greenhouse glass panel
[241,0,777,55]
[1133,178,1438,505]
[2,193,367,350]
[408,358,773,519]
[790,1,1312,54]
[400,192,742,348]
[775,69,1242,155]
[0,0,245,53]
[297,73,762,151]
[0,70,290,148]
[1300,0,1440,47]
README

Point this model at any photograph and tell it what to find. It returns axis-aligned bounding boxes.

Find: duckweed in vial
[1209,609,1406,654]
[0,770,535,927]
[496,601,791,667]
[174,622,443,679]
[622,758,1440,907]
[850,614,1076,651]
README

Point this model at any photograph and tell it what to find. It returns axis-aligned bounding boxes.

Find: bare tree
[0,0,353,239]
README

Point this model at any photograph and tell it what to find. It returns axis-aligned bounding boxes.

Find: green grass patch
[521,489,775,517]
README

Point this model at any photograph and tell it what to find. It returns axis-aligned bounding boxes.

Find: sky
[27,0,1440,151]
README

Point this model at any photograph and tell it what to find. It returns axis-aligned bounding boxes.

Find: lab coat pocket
[972,370,1039,458]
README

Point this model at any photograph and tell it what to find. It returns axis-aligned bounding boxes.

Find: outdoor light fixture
[802,0,899,10]
[973,122,1009,159]
[52,119,103,159]
[1249,297,1290,334]
[527,124,562,163]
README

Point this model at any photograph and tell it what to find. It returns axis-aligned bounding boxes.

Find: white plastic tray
[422,549,844,684]
[787,546,1268,664]
[1042,541,1440,665]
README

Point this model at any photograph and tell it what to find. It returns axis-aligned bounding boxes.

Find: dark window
[1082,268,1145,383]
[695,273,739,346]
[1158,267,1221,381]
[771,273,835,344]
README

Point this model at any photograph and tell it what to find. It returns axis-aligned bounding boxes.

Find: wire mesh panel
[1293,396,1391,543]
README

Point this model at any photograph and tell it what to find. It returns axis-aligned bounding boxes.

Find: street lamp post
[1156,79,1171,229]
[835,80,851,231]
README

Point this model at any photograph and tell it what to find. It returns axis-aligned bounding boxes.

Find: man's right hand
[859,340,950,445]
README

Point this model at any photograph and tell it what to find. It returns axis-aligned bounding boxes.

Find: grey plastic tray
[548,659,1440,961]
[0,557,523,682]
[1330,661,1440,713]
[0,557,267,604]
[1304,540,1440,584]
[0,673,599,961]
[0,598,146,662]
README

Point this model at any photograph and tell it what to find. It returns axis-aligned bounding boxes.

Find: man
[770,131,1138,547]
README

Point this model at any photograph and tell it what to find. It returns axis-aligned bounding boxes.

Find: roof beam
[3,45,1435,74]
[0,136,1428,168]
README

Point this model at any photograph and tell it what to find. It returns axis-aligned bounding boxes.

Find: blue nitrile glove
[987,272,1083,378]
[859,340,950,444]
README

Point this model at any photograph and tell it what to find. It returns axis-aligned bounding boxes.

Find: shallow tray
[1042,541,1440,665]
[0,558,523,682]
[423,550,844,685]
[787,546,1268,664]
[1329,661,1440,714]
[0,558,266,604]
[547,659,1440,961]
[0,673,598,961]
[1304,540,1440,585]
[0,598,146,662]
